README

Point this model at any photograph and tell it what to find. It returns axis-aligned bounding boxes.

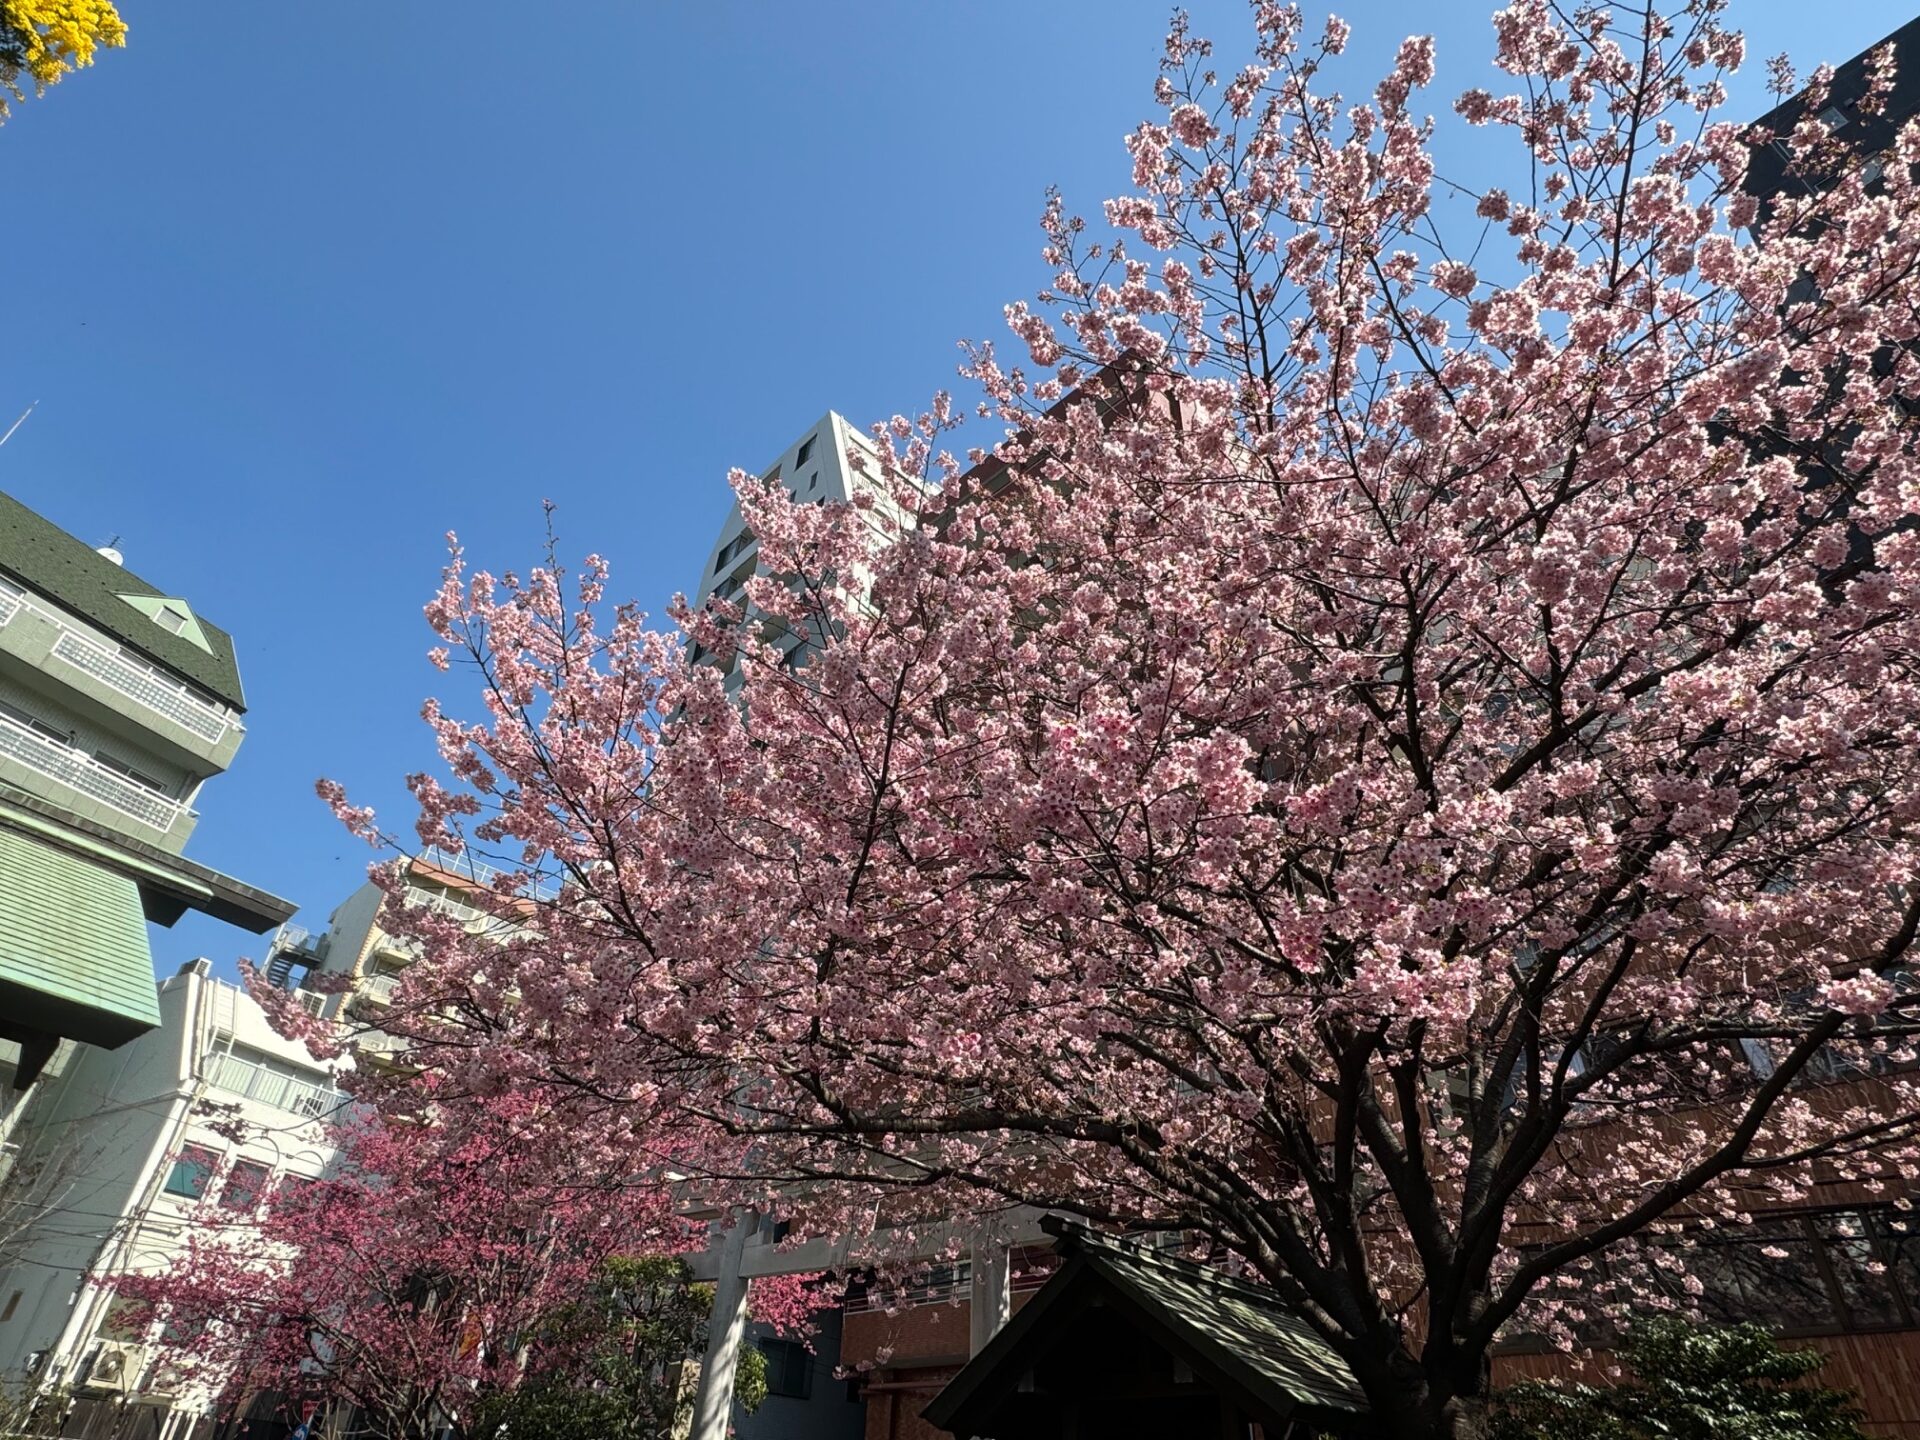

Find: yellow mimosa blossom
[0,0,126,119]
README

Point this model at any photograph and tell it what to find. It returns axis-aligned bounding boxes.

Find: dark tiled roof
[0,490,245,711]
[924,1220,1368,1434]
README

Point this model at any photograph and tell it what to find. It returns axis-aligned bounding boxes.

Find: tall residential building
[0,961,341,1437]
[1744,14,1920,214]
[0,493,293,1145]
[688,412,906,688]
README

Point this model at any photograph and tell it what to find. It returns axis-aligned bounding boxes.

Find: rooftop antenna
[96,532,123,566]
[0,400,38,449]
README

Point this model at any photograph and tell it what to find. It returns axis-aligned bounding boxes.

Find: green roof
[0,490,245,711]
[0,825,160,1051]
[924,1221,1369,1434]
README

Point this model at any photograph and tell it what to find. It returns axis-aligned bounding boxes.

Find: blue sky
[0,0,1910,975]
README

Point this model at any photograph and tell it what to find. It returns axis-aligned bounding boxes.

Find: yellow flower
[0,0,126,119]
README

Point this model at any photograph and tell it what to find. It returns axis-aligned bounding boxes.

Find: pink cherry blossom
[320,6,1920,1438]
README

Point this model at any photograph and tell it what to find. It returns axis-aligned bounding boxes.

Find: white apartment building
[262,847,539,1046]
[688,411,912,689]
[0,962,341,1438]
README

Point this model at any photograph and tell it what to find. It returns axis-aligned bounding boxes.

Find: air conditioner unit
[81,1341,146,1392]
[144,1356,187,1397]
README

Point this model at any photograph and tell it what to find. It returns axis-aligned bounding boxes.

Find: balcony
[0,579,243,770]
[206,1051,338,1120]
[0,706,190,835]
[416,844,556,900]
[50,629,235,744]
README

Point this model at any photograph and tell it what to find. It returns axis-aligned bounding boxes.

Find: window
[758,1338,812,1399]
[101,1296,146,1341]
[163,1145,219,1201]
[0,698,70,744]
[93,752,171,795]
[160,1311,207,1347]
[1648,1208,1920,1335]
[795,436,815,465]
[272,1174,320,1214]
[0,1291,19,1323]
[219,1160,271,1213]
[806,472,819,494]
[155,605,190,636]
[712,530,756,574]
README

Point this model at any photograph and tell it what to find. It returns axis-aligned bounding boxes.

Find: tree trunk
[1438,1392,1497,1440]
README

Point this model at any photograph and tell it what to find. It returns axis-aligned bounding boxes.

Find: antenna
[0,400,37,449]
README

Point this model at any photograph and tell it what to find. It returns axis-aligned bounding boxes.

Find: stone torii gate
[682,1208,1059,1440]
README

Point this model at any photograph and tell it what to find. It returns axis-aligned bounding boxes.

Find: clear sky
[0,0,1910,977]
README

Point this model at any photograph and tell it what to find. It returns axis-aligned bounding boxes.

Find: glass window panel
[163,1145,218,1201]
[1813,1213,1904,1328]
[1680,1219,1837,1333]
[1877,1211,1920,1318]
[101,1296,145,1341]
[219,1161,270,1213]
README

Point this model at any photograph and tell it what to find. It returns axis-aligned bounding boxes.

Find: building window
[1640,1207,1919,1336]
[758,1338,812,1399]
[0,1291,19,1323]
[92,751,172,796]
[713,530,756,574]
[796,436,815,466]
[219,1160,271,1213]
[163,1145,219,1201]
[101,1296,146,1340]
[155,605,190,635]
[0,698,70,745]
[272,1174,320,1214]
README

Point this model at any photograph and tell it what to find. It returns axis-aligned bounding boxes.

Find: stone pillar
[968,1236,1011,1355]
[689,1212,755,1440]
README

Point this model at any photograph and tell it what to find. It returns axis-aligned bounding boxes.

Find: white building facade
[0,961,340,1438]
[688,411,912,692]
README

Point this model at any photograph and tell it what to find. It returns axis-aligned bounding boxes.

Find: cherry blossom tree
[115,1094,698,1440]
[340,3,1920,1436]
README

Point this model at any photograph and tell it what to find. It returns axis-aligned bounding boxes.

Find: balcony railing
[0,707,188,833]
[51,631,235,743]
[416,845,557,900]
[0,579,241,746]
[206,1052,338,1120]
[359,971,401,1005]
[843,1253,1061,1315]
